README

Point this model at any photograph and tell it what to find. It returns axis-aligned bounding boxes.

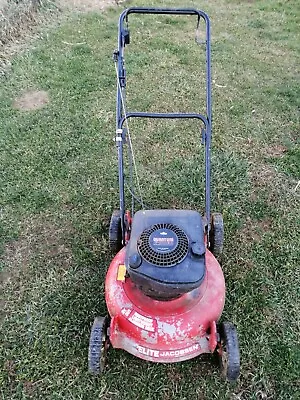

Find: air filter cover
[138,223,189,267]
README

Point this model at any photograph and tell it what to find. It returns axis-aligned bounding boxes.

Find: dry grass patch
[1,213,73,285]
[13,89,49,111]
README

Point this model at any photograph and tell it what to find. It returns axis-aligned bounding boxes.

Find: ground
[0,0,299,399]
[59,0,116,12]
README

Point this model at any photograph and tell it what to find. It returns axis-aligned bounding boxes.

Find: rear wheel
[218,322,240,382]
[109,210,122,253]
[88,316,110,374]
[209,213,224,258]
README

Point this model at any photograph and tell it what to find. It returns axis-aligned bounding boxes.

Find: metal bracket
[115,128,127,144]
[120,66,126,88]
[115,128,123,143]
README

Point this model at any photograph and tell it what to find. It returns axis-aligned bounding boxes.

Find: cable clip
[115,128,123,143]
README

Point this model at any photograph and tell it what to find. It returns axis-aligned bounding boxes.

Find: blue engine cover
[125,210,206,300]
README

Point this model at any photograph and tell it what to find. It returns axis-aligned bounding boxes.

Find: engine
[125,210,206,300]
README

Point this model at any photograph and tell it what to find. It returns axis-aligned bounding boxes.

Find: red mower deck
[106,247,225,363]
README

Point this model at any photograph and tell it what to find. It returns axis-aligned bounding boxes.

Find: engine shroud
[126,210,206,300]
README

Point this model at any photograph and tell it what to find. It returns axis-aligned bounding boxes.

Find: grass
[0,0,299,399]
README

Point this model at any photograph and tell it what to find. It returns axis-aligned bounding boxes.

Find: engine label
[136,344,200,358]
[149,228,178,253]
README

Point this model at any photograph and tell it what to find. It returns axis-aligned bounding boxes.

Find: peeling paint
[141,330,157,344]
[176,319,182,328]
[157,321,177,337]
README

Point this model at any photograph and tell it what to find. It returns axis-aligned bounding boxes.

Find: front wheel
[88,316,110,374]
[217,322,240,382]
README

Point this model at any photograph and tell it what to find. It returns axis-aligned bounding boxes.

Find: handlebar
[119,112,208,130]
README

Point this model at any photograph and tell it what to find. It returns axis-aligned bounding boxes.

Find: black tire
[209,213,224,258]
[218,322,240,382]
[88,316,110,374]
[109,210,122,253]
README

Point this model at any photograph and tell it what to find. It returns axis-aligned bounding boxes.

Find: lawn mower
[88,7,240,381]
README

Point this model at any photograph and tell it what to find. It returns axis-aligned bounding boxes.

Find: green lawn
[1,0,299,399]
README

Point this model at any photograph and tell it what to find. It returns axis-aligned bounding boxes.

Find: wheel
[209,213,224,257]
[218,322,240,382]
[88,316,110,374]
[109,210,122,253]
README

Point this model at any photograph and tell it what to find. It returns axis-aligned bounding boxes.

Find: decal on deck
[136,344,200,358]
[121,308,156,332]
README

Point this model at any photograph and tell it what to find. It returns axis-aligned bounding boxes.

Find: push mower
[88,7,240,381]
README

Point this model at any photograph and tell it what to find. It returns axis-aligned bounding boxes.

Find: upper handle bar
[118,8,210,48]
[119,7,209,20]
[117,7,211,123]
